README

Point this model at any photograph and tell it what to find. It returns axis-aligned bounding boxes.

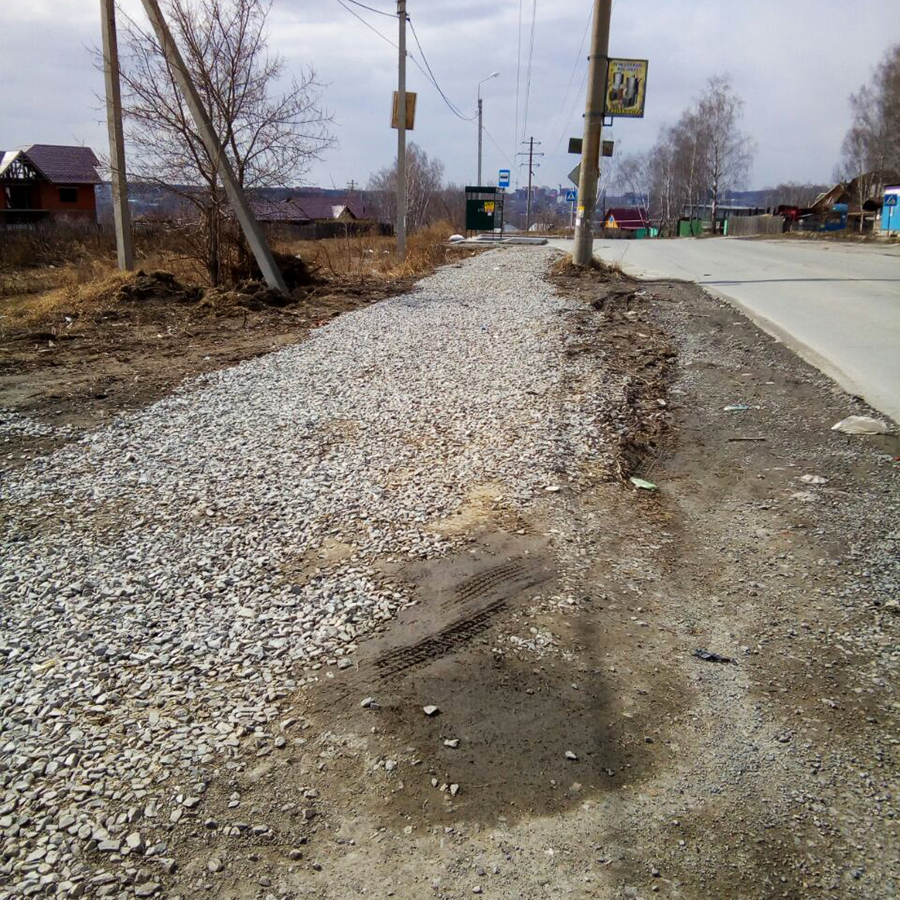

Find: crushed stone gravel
[0,247,624,893]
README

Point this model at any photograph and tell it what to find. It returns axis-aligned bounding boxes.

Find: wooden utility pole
[137,0,287,293]
[573,0,613,266]
[396,0,408,260]
[100,0,134,271]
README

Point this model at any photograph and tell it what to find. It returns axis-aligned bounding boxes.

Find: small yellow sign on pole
[391,91,417,130]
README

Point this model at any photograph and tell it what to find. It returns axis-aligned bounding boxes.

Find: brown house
[251,194,388,238]
[0,144,101,226]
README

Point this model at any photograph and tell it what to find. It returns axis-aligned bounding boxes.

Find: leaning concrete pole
[572,0,613,267]
[100,0,135,271]
[138,0,287,293]
[396,0,408,261]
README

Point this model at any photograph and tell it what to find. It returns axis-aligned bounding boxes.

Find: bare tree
[367,143,445,234]
[696,76,753,233]
[615,151,651,209]
[840,44,900,230]
[648,128,678,233]
[110,0,333,284]
[436,183,467,232]
[762,182,831,208]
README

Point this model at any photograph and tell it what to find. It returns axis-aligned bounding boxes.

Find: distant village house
[251,194,388,239]
[0,144,101,227]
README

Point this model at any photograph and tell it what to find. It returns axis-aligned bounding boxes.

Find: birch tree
[695,76,753,233]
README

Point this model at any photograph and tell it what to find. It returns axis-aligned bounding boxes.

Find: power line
[332,0,476,124]
[334,0,396,48]
[482,123,514,169]
[341,0,394,17]
[548,5,592,153]
[521,0,538,142]
[407,18,477,121]
[552,66,588,156]
[514,0,523,180]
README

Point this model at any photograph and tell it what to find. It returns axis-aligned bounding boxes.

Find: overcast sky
[3,0,899,192]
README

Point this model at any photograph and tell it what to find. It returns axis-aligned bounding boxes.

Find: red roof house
[604,207,651,230]
[0,144,101,225]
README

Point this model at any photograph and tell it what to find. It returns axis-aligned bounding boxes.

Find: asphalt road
[550,237,900,422]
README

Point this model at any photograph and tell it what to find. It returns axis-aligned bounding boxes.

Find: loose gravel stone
[0,248,621,885]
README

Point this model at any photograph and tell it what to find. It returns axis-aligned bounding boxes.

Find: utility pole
[518,137,543,232]
[476,72,498,187]
[100,0,134,271]
[347,180,357,195]
[396,0,407,260]
[573,0,613,267]
[137,0,287,293]
[477,96,483,186]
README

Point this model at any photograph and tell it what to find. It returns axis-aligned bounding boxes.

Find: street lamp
[477,71,499,186]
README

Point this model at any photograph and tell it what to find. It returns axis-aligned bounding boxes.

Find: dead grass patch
[275,220,473,283]
[550,253,622,277]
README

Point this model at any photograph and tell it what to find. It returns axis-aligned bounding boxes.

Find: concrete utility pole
[100,0,134,271]
[137,0,287,293]
[396,0,408,260]
[519,137,542,231]
[477,96,483,186]
[476,72,498,186]
[573,0,613,267]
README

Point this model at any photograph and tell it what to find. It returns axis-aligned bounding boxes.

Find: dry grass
[0,230,203,335]
[0,221,462,335]
[274,220,462,282]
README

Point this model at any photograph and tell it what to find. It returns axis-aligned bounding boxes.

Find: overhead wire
[339,0,394,17]
[334,0,396,48]
[407,17,477,122]
[482,124,514,169]
[520,0,538,143]
[552,67,588,156]
[332,0,476,123]
[548,5,592,154]
[513,0,523,180]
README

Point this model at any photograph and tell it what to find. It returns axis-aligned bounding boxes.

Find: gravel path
[0,247,622,896]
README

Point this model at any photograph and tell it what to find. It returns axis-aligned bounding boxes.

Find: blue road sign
[498,169,511,188]
[565,189,577,202]
[886,193,898,206]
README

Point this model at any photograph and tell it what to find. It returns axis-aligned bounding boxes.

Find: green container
[466,198,497,231]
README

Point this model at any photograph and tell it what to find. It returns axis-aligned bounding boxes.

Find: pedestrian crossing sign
[566,189,577,202]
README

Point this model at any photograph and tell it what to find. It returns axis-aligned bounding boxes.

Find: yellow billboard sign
[605,59,648,118]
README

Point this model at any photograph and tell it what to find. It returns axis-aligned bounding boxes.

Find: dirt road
[0,249,897,900]
[550,236,900,422]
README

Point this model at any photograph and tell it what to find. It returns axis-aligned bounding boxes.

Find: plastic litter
[724,405,753,412]
[629,477,657,491]
[831,415,891,435]
[693,649,735,664]
[800,474,828,485]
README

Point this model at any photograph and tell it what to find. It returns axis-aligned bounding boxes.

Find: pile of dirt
[111,270,203,305]
[229,251,316,291]
[552,265,676,482]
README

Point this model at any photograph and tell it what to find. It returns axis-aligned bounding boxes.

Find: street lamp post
[477,71,499,186]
